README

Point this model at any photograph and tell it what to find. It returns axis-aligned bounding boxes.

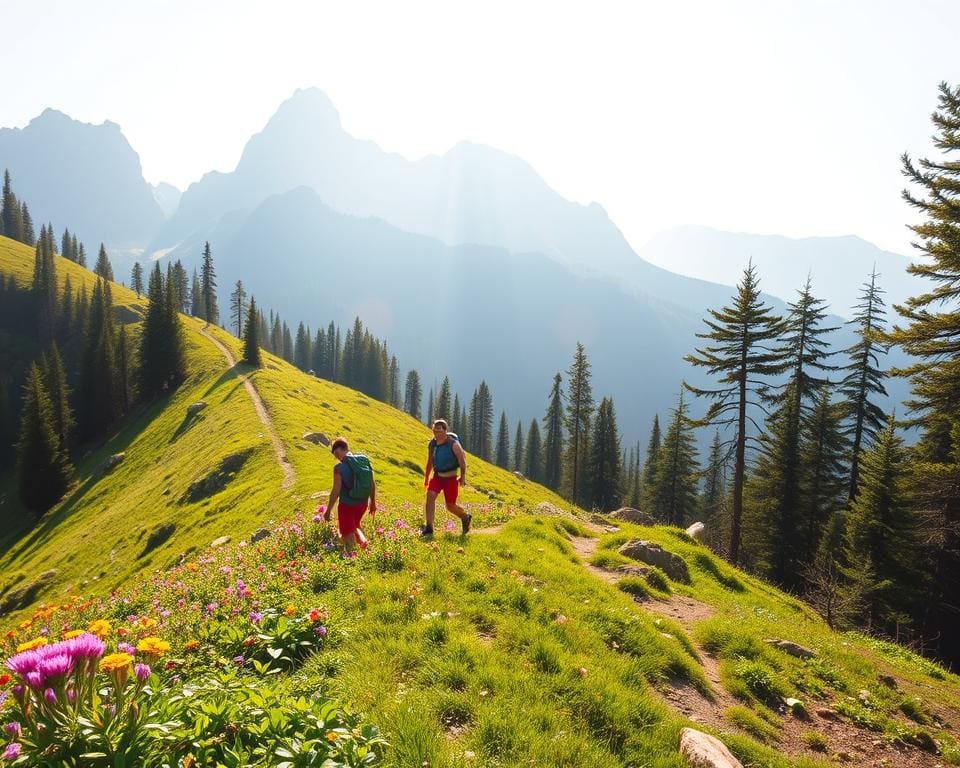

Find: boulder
[765,639,816,659]
[618,540,690,583]
[512,471,525,480]
[679,727,743,768]
[535,502,564,517]
[187,401,207,416]
[303,432,330,446]
[686,521,705,541]
[608,507,656,525]
[101,453,125,473]
[250,528,271,543]
[210,536,230,548]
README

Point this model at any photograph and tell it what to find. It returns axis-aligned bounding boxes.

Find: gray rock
[609,507,656,525]
[535,502,564,516]
[101,453,125,473]
[250,528,271,543]
[686,521,705,540]
[618,539,690,583]
[303,432,330,446]
[816,707,839,720]
[679,727,744,768]
[210,536,230,548]
[765,639,817,659]
[187,401,207,416]
[512,471,525,480]
[615,564,651,578]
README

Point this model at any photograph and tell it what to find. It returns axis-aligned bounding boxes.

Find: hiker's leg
[425,490,438,529]
[343,531,357,554]
[445,501,467,520]
[443,478,466,519]
[356,526,368,549]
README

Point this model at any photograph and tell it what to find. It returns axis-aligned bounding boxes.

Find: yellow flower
[88,619,112,638]
[284,605,297,617]
[184,639,200,651]
[325,730,339,742]
[137,617,158,630]
[137,637,171,658]
[16,637,48,653]
[63,629,84,639]
[186,562,199,572]
[99,652,133,673]
[17,620,33,631]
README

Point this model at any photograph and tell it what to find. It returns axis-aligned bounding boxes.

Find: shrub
[899,696,932,725]
[731,659,788,706]
[725,705,780,743]
[617,577,651,599]
[645,568,671,593]
[801,731,829,752]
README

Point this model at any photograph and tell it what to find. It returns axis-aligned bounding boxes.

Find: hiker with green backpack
[323,437,376,555]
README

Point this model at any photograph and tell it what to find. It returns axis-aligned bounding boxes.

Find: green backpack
[341,454,374,502]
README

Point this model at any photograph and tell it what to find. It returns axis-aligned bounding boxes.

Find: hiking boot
[420,525,434,537]
[462,514,472,535]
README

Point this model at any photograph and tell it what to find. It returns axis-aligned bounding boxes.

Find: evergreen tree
[33,230,57,347]
[700,430,728,552]
[842,420,917,635]
[94,244,114,281]
[513,420,525,473]
[200,241,218,324]
[404,370,423,420]
[563,343,594,505]
[841,269,888,502]
[641,415,661,512]
[230,280,248,338]
[57,274,74,349]
[525,418,544,483]
[495,411,510,468]
[61,229,72,261]
[294,322,311,370]
[115,324,131,416]
[684,262,786,564]
[469,381,494,460]
[21,203,35,246]
[805,510,853,629]
[436,376,452,422]
[389,356,401,408]
[281,322,294,362]
[652,389,699,526]
[171,261,189,313]
[131,262,144,298]
[542,373,564,491]
[1,169,24,241]
[77,243,87,268]
[70,234,78,262]
[778,276,837,414]
[41,344,74,455]
[138,263,186,399]
[270,313,282,356]
[190,268,204,318]
[79,278,117,439]
[243,296,262,367]
[589,396,623,511]
[16,363,71,511]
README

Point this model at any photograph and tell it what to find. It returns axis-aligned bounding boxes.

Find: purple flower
[444,520,457,532]
[2,723,19,738]
[2,742,21,760]
[67,686,76,705]
[134,664,151,682]
[312,513,323,523]
[117,643,135,655]
[233,655,245,666]
[314,625,328,638]
[64,633,106,661]
[38,654,73,682]
[5,649,41,677]
[43,687,56,704]
[248,611,263,624]
[24,671,43,691]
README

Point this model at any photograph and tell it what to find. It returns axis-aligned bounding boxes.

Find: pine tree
[563,343,594,505]
[804,510,852,629]
[841,269,888,502]
[243,296,262,367]
[94,244,114,281]
[589,397,623,511]
[57,274,74,349]
[230,280,248,338]
[426,388,434,426]
[641,415,662,513]
[41,344,74,455]
[469,381,494,460]
[131,262,144,298]
[887,82,960,658]
[69,234,78,263]
[21,203,35,246]
[270,314,282,356]
[778,276,837,414]
[542,373,564,491]
[842,420,917,635]
[294,322,311,370]
[33,230,58,347]
[436,376,452,422]
[1,170,24,241]
[61,229,72,261]
[77,243,87,268]
[115,324,131,416]
[652,389,699,526]
[700,431,728,552]
[79,277,118,438]
[190,268,204,318]
[200,242,218,324]
[684,262,786,564]
[525,419,544,483]
[495,411,510,468]
[138,263,186,399]
[404,370,423,420]
[513,420,525,473]
[16,363,71,511]
[389,356,401,408]
[281,322,294,362]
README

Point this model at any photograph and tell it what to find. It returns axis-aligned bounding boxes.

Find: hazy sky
[2,0,957,256]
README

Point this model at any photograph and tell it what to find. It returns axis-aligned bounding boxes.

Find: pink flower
[134,663,151,682]
[3,742,21,760]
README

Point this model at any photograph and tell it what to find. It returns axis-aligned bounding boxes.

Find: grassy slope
[2,234,959,766]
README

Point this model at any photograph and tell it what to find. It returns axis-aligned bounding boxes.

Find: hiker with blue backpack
[422,419,471,536]
[323,437,376,555]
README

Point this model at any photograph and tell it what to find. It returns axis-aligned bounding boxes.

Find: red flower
[0,673,10,686]
[164,660,176,670]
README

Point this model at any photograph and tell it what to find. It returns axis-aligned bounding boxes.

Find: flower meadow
[0,505,456,767]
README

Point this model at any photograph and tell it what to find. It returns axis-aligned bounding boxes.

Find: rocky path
[198,326,295,490]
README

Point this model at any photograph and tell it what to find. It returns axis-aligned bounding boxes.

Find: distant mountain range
[0,91,916,441]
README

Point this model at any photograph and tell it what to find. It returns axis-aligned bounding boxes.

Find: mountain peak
[268,87,342,133]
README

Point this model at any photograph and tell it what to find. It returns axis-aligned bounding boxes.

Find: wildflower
[186,562,199,572]
[325,730,338,742]
[242,637,256,647]
[38,654,73,683]
[134,663,151,682]
[87,619,111,639]
[137,617,158,630]
[315,625,328,638]
[43,687,56,704]
[3,742,21,760]
[117,643,135,655]
[100,653,133,674]
[248,611,263,624]
[555,615,568,625]
[3,723,19,738]
[164,660,176,671]
[0,675,9,687]
[137,637,170,659]
[284,605,296,617]
[15,637,47,653]
[62,629,84,639]
[184,640,200,652]
[444,520,457,532]
[233,655,245,666]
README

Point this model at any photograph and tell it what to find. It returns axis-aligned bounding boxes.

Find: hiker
[422,419,471,536]
[323,437,376,555]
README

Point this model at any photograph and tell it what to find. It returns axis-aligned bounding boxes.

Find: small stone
[210,536,230,548]
[686,521,706,540]
[187,401,207,416]
[302,431,330,446]
[765,638,817,659]
[101,452,125,473]
[250,528,271,543]
[608,507,656,525]
[577,667,588,677]
[858,689,871,703]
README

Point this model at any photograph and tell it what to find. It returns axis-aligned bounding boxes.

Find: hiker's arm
[453,441,467,485]
[424,451,433,488]
[369,476,377,514]
[325,470,341,522]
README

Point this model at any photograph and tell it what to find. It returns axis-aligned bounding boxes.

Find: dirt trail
[198,326,295,490]
[567,529,943,768]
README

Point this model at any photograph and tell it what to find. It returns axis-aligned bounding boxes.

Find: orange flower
[17,620,32,631]
[325,730,339,743]
[137,617,158,630]
[184,639,200,651]
[99,652,133,673]
[186,562,200,572]
[117,627,129,637]
[136,637,171,658]
[87,619,112,639]
[284,605,297,617]
[16,637,48,653]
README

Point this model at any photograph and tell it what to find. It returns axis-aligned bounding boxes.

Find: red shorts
[337,501,368,537]
[428,475,460,505]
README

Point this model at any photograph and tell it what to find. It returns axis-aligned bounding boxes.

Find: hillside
[1,235,959,767]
